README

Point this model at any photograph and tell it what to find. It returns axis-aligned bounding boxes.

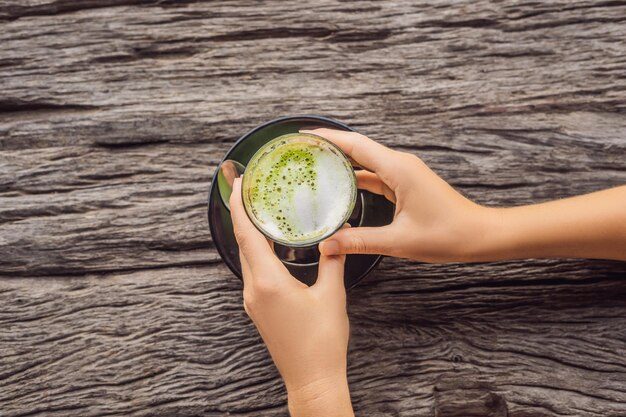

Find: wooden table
[1,1,625,416]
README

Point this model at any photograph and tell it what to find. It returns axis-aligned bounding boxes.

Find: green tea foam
[242,133,356,246]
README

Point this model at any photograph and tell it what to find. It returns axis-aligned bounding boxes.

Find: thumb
[319,226,395,256]
[315,252,347,292]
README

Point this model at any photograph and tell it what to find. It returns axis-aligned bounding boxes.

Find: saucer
[207,115,395,288]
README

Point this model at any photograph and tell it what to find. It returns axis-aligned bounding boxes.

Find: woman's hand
[302,128,493,263]
[229,177,354,417]
[304,128,626,263]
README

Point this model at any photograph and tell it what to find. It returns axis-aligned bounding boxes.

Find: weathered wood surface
[1,1,625,416]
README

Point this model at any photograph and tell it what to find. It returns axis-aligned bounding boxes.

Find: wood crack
[385,274,626,296]
[207,27,334,42]
[0,100,97,116]
[1,0,161,22]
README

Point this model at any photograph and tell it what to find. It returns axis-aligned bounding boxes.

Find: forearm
[287,376,354,417]
[478,186,626,261]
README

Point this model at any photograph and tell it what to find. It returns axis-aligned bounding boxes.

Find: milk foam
[243,135,356,245]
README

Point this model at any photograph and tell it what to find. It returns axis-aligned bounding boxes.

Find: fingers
[319,225,396,256]
[300,128,397,187]
[315,252,347,293]
[355,170,396,203]
[315,224,349,292]
[230,177,282,275]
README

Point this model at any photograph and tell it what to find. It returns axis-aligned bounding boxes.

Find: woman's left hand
[230,177,354,417]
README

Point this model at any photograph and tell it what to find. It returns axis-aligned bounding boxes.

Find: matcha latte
[242,133,357,247]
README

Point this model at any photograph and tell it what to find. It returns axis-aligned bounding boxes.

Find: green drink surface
[242,134,356,245]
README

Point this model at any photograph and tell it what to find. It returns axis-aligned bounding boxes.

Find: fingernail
[320,240,339,255]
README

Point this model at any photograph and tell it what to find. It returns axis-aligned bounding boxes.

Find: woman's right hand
[302,128,495,263]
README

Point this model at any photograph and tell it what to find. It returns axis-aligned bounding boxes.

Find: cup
[207,115,395,287]
[241,132,357,248]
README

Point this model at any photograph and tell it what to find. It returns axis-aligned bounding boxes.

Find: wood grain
[1,0,625,416]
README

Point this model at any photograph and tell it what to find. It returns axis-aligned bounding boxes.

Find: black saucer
[207,115,395,288]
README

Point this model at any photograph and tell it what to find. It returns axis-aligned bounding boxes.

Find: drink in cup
[242,133,357,247]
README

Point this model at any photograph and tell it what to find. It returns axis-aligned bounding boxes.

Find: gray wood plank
[1,0,625,416]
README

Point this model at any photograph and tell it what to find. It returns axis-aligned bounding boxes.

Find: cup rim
[241,132,358,248]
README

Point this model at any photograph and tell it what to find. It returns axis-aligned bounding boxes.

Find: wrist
[469,205,533,262]
[460,205,508,262]
[287,375,354,417]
